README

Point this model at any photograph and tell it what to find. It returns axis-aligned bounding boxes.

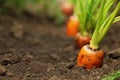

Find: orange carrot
[66,15,79,37]
[61,2,74,17]
[77,45,104,69]
[76,1,120,69]
[75,33,91,48]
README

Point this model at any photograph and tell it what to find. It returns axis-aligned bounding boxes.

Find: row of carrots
[60,1,90,48]
[60,0,120,69]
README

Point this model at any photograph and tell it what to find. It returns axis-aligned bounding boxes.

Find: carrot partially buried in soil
[77,1,120,69]
[60,1,74,17]
[77,45,104,69]
[66,15,79,37]
[75,33,91,48]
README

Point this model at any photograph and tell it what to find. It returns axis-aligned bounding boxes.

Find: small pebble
[66,62,75,70]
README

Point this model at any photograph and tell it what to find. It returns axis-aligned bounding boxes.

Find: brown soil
[0,13,120,80]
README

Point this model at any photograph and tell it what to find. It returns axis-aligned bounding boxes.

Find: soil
[0,13,120,80]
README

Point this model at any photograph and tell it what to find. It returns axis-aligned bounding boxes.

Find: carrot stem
[113,16,120,23]
[74,0,100,36]
[90,1,120,49]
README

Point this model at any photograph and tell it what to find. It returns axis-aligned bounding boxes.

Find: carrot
[75,33,91,48]
[77,45,104,69]
[60,1,74,17]
[66,15,79,37]
[77,1,120,69]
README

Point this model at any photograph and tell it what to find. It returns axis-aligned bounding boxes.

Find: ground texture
[0,14,120,80]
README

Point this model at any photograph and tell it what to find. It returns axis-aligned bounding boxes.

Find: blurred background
[0,0,66,25]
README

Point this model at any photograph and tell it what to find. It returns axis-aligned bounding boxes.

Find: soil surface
[0,13,120,80]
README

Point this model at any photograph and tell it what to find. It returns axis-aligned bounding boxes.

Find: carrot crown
[90,0,120,49]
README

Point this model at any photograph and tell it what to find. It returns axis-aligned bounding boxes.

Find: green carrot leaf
[102,71,120,80]
[113,16,120,23]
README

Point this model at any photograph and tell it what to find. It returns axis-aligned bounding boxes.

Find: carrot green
[90,0,120,49]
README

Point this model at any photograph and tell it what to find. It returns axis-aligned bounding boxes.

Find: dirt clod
[50,53,60,61]
[0,65,7,75]
[10,22,24,39]
[6,72,14,77]
[102,64,109,69]
[0,53,21,65]
[48,76,60,80]
[108,48,120,59]
[66,62,75,70]
[22,54,34,61]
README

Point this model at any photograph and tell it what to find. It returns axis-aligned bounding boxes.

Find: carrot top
[90,0,120,49]
[74,0,101,36]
